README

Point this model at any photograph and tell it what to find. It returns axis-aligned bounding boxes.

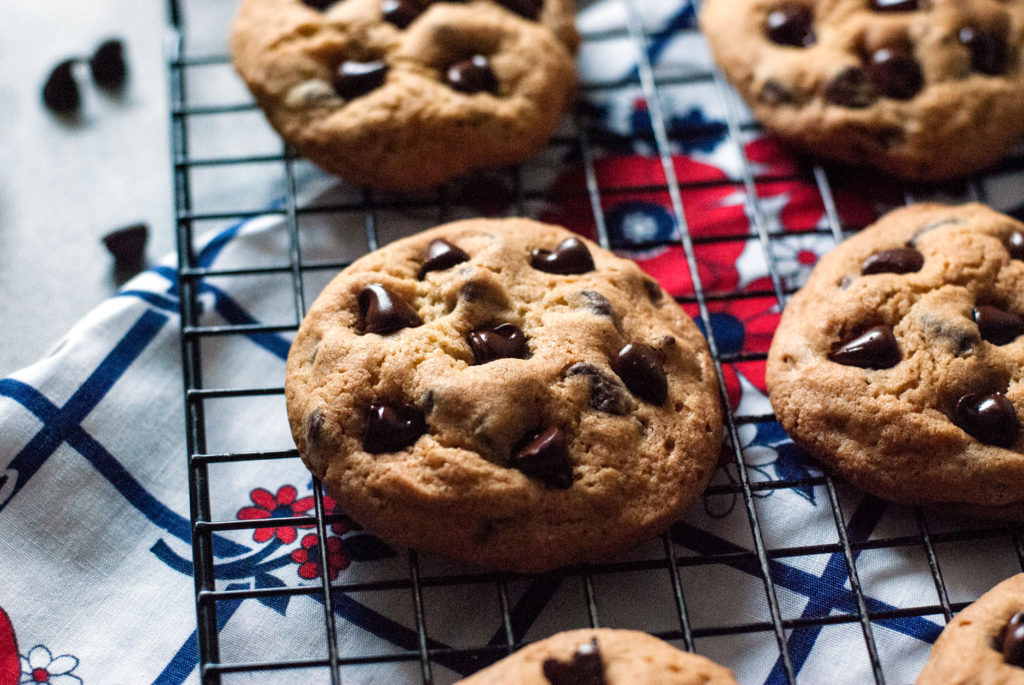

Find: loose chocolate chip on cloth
[230,0,578,190]
[767,203,1024,517]
[917,573,1024,683]
[452,628,738,685]
[699,0,1024,180]
[284,218,722,572]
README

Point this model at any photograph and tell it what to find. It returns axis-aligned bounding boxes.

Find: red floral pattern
[236,485,314,544]
[290,533,349,581]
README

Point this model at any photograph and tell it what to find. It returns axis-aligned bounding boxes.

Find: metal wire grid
[167,0,1024,682]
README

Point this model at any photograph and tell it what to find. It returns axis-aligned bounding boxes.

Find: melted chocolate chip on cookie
[542,638,606,685]
[868,47,923,100]
[825,66,876,108]
[364,403,427,453]
[497,0,543,20]
[446,55,499,94]
[334,60,388,99]
[954,393,1019,448]
[467,324,528,364]
[302,0,338,9]
[870,0,919,11]
[861,247,924,275]
[381,0,423,28]
[531,237,595,274]
[1003,612,1024,667]
[959,27,1008,76]
[565,363,629,415]
[358,284,423,334]
[418,238,469,278]
[612,343,668,405]
[1009,232,1024,261]
[511,427,573,489]
[974,306,1024,346]
[828,326,900,369]
[765,4,816,47]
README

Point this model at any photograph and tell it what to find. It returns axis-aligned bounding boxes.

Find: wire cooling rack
[168,0,1024,682]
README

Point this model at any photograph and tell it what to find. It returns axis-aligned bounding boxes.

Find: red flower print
[290,533,349,581]
[236,485,314,545]
[316,496,354,535]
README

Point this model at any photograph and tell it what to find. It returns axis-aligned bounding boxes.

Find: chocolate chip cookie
[700,0,1024,180]
[767,203,1024,516]
[917,573,1024,684]
[231,0,577,190]
[284,218,722,572]
[455,628,738,684]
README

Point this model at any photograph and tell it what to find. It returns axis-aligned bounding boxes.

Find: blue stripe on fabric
[116,290,180,313]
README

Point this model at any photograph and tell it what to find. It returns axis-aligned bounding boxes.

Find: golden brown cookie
[231,0,577,190]
[767,203,1024,515]
[917,573,1024,684]
[284,218,723,572]
[700,0,1024,180]
[454,629,738,685]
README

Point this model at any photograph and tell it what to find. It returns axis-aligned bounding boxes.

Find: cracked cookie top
[284,218,722,572]
[700,0,1024,180]
[767,203,1024,515]
[231,0,577,190]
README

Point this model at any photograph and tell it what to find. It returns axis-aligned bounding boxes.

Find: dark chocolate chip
[765,4,816,47]
[530,237,595,275]
[364,403,427,453]
[870,0,918,10]
[303,0,338,9]
[381,0,423,28]
[828,326,900,369]
[974,306,1024,346]
[861,247,924,275]
[496,0,543,20]
[955,393,1019,447]
[579,290,614,317]
[42,59,80,115]
[760,78,795,104]
[467,323,528,364]
[1003,612,1024,667]
[358,284,423,335]
[869,48,924,100]
[102,222,148,268]
[334,60,388,99]
[1010,232,1024,261]
[565,362,629,415]
[510,427,572,489]
[825,66,876,108]
[643,279,664,303]
[445,55,498,95]
[306,408,324,445]
[89,39,127,90]
[611,342,668,405]
[959,27,1008,76]
[542,639,606,685]
[418,239,469,278]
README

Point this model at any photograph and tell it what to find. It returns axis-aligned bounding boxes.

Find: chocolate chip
[496,0,542,20]
[364,403,427,453]
[358,284,423,334]
[510,427,572,489]
[531,237,595,275]
[760,78,795,105]
[825,66,876,108]
[828,326,900,369]
[42,59,80,115]
[445,55,498,95]
[765,4,816,47]
[102,222,148,269]
[974,306,1024,346]
[579,291,614,317]
[303,0,337,9]
[1010,232,1024,261]
[307,408,325,445]
[861,247,924,275]
[565,362,629,415]
[89,39,126,90]
[611,343,668,405]
[467,324,528,364]
[418,239,469,278]
[334,60,388,99]
[542,639,606,685]
[381,0,423,28]
[643,279,664,303]
[1003,612,1024,667]
[870,0,919,10]
[955,393,1019,447]
[959,26,1008,76]
[869,48,923,100]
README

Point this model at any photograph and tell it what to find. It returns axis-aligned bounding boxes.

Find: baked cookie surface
[917,573,1024,684]
[454,628,738,684]
[231,0,577,190]
[767,203,1024,515]
[284,218,722,572]
[700,0,1024,180]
